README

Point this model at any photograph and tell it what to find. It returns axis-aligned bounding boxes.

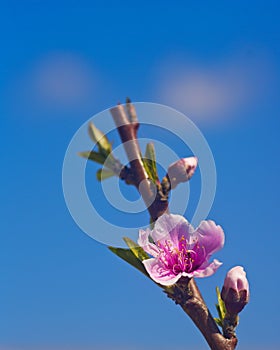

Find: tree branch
[166,278,237,350]
[110,101,237,350]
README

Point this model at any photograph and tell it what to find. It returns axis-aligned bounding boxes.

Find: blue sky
[1,1,280,349]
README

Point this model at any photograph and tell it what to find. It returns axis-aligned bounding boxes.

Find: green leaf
[142,143,158,183]
[78,151,106,164]
[214,317,223,327]
[216,286,226,319]
[123,237,149,261]
[88,122,112,154]
[214,286,227,328]
[103,153,119,170]
[96,168,116,181]
[215,303,223,321]
[108,246,149,277]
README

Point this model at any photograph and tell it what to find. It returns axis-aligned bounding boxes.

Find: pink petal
[143,258,182,286]
[192,259,223,278]
[223,266,249,294]
[138,229,160,257]
[168,157,198,189]
[151,213,194,246]
[195,220,225,258]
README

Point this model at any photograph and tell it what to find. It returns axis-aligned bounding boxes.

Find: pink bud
[167,157,198,189]
[221,266,249,315]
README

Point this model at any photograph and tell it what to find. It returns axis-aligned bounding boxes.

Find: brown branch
[110,101,237,350]
[166,279,237,350]
[110,103,168,221]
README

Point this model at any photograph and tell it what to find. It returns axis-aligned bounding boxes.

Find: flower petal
[138,228,160,257]
[168,157,198,188]
[143,258,182,286]
[223,266,249,293]
[192,259,223,278]
[195,220,225,258]
[151,213,194,246]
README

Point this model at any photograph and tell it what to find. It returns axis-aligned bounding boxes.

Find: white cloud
[31,53,95,107]
[8,52,99,118]
[153,52,275,125]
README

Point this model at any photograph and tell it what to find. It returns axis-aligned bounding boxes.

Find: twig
[110,103,168,221]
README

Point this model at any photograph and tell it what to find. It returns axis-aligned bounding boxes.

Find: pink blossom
[168,157,198,189]
[138,214,224,286]
[221,266,249,314]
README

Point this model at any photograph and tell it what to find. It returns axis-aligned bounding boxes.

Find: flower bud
[221,266,249,315]
[167,157,198,189]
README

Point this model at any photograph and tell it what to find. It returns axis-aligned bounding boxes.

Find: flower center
[157,235,205,275]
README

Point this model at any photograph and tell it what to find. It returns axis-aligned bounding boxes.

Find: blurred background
[1,1,280,349]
